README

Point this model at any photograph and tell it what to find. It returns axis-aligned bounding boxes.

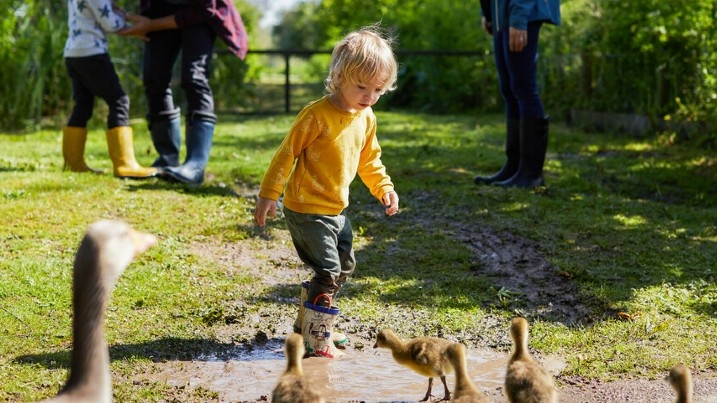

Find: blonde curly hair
[325,24,398,96]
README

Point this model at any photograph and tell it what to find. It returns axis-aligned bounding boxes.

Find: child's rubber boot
[301,294,340,358]
[106,127,158,179]
[293,280,310,334]
[62,126,104,173]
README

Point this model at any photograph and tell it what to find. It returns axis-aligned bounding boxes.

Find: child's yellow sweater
[259,96,394,215]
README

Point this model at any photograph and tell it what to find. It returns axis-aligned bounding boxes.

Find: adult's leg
[179,23,217,123]
[474,29,521,185]
[496,22,549,188]
[504,22,544,120]
[143,30,183,167]
[162,24,218,185]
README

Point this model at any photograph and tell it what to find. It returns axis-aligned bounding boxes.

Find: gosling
[444,342,491,403]
[504,317,558,403]
[373,328,453,401]
[272,333,326,403]
[666,364,693,403]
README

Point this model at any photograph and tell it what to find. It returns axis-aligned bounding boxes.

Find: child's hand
[383,191,399,216]
[254,197,277,227]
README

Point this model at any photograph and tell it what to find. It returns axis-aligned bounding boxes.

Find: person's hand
[509,27,527,52]
[382,191,399,216]
[481,16,493,36]
[254,197,277,227]
[118,13,151,41]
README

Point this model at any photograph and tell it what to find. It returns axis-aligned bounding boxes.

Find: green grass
[1,112,716,400]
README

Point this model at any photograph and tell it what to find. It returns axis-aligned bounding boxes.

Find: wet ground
[162,193,717,402]
[137,336,717,402]
[141,338,512,402]
[138,336,717,402]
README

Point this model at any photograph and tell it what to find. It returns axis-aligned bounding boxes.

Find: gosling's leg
[440,374,451,401]
[420,377,434,401]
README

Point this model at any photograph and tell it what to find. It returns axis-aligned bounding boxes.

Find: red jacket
[140,0,248,59]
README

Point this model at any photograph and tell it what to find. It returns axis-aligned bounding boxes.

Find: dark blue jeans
[65,54,129,129]
[142,22,217,124]
[283,208,356,306]
[493,21,545,120]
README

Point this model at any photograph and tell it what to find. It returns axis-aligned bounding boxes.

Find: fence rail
[240,49,486,113]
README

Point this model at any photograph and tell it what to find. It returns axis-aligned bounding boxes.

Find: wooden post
[284,52,291,113]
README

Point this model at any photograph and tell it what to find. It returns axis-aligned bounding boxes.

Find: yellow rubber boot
[62,126,103,173]
[106,127,158,179]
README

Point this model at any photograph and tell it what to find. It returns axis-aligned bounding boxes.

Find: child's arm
[254,197,278,227]
[88,0,127,33]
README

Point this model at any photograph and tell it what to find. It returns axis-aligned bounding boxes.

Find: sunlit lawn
[1,111,716,400]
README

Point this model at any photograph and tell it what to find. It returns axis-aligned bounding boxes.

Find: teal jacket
[482,0,561,31]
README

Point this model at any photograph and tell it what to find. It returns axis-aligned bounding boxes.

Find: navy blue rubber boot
[163,119,215,185]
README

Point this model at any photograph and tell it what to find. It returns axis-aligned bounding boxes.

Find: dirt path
[173,195,717,402]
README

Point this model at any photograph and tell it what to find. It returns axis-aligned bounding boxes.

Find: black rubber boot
[474,118,521,185]
[496,117,549,188]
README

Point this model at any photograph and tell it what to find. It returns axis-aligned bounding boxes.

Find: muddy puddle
[144,338,521,402]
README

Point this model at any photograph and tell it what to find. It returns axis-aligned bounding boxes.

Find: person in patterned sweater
[63,0,157,179]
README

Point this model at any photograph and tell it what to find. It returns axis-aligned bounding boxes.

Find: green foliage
[269,0,717,144]
[0,0,258,131]
[560,1,716,116]
[273,0,495,113]
[212,1,261,112]
[0,2,68,130]
[545,0,717,146]
[1,0,716,145]
[271,1,325,49]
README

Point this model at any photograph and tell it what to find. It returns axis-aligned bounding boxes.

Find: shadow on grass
[14,335,281,370]
[212,112,715,330]
[249,115,717,328]
[125,179,241,198]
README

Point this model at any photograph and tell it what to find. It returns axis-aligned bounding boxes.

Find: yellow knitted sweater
[258,96,394,215]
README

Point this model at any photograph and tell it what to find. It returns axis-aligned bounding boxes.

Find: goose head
[75,220,156,287]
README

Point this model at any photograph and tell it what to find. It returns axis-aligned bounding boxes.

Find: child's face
[336,75,388,113]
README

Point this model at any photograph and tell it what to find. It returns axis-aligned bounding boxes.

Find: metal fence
[238,49,487,114]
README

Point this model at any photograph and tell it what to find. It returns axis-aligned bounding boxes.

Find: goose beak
[133,231,157,255]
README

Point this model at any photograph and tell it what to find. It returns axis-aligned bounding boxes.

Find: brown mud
[136,194,717,402]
